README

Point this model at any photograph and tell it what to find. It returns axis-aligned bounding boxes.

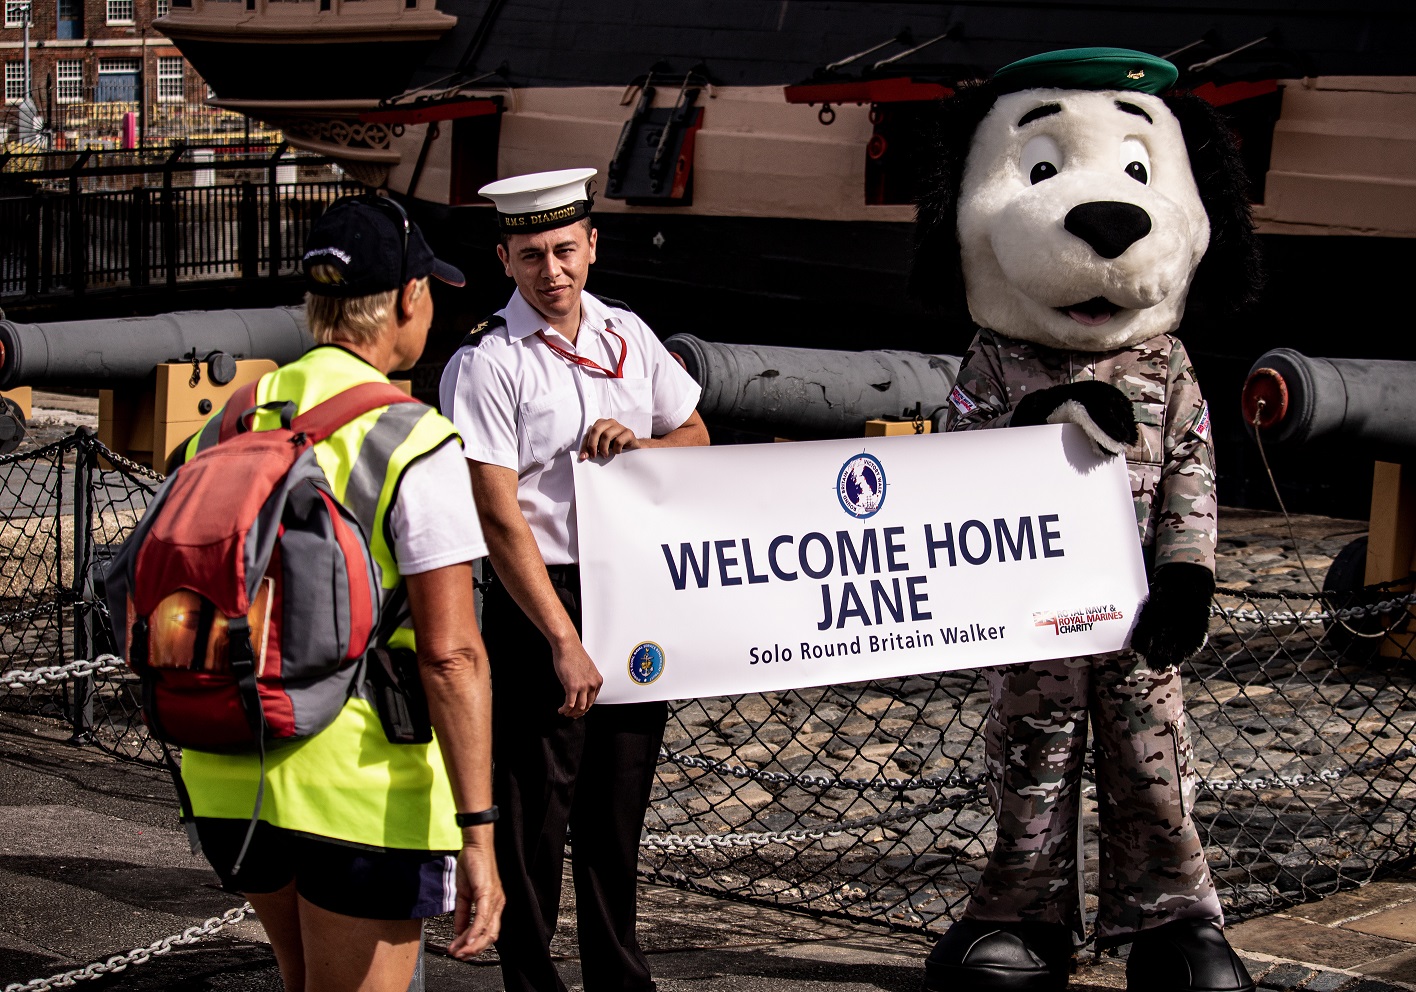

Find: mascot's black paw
[1010,380,1138,455]
[1125,919,1254,992]
[1131,563,1216,667]
[925,918,1072,992]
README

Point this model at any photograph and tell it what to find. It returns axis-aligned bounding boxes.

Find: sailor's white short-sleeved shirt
[439,289,701,565]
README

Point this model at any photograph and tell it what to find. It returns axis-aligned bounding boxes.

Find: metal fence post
[239,180,259,279]
[267,140,288,279]
[163,145,185,290]
[24,191,41,297]
[67,432,95,743]
[67,153,90,295]
[39,191,55,294]
[129,187,150,287]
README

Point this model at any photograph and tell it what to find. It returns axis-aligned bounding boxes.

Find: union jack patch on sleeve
[949,384,978,417]
[1190,401,1211,442]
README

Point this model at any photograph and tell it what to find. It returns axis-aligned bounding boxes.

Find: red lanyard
[537,326,628,379]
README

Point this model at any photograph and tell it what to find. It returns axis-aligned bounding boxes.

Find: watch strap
[455,806,500,827]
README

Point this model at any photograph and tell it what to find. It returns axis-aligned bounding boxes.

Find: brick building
[0,0,217,145]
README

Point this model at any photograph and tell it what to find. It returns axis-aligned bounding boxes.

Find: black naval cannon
[1242,348,1416,657]
[0,307,312,461]
[1241,349,1416,454]
[663,334,961,440]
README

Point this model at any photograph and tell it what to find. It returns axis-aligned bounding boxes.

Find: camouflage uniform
[946,327,1222,942]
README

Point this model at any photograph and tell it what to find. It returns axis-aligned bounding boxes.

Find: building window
[155,0,169,16]
[4,62,27,105]
[55,60,82,104]
[96,57,140,102]
[157,56,183,102]
[4,0,29,27]
[106,0,134,23]
[56,0,81,38]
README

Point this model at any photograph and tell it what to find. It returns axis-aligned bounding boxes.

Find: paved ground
[17,392,99,452]
[2,407,1411,990]
[4,704,1416,992]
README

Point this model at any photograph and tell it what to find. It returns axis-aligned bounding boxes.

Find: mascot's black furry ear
[910,82,998,331]
[1160,91,1264,323]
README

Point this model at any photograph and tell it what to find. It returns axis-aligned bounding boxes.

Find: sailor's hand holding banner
[575,423,1149,703]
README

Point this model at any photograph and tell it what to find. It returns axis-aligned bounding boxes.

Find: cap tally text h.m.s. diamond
[478,168,598,235]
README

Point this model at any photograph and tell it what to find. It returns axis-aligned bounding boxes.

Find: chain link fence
[0,429,162,761]
[3,429,1416,936]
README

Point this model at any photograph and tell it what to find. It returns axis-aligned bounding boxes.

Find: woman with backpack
[136,196,505,991]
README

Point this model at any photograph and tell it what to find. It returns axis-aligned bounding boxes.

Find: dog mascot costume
[914,49,1262,992]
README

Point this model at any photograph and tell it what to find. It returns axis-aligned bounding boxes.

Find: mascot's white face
[956,89,1210,352]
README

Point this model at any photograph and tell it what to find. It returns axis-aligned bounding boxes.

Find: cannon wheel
[1321,536,1408,658]
[0,397,26,455]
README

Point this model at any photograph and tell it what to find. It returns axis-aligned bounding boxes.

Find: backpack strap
[292,382,422,444]
[211,379,419,448]
[216,380,262,445]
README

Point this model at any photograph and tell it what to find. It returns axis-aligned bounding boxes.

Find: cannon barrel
[0,307,313,390]
[1241,349,1416,453]
[663,334,960,439]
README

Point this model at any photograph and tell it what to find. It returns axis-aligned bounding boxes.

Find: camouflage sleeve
[944,330,1015,432]
[1152,339,1217,572]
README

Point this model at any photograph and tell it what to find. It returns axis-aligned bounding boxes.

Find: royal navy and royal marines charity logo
[837,453,887,519]
[1032,604,1127,636]
[628,641,665,685]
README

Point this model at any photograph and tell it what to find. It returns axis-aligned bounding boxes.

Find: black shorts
[194,818,456,920]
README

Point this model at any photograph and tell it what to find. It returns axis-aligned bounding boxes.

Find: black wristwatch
[455,806,500,827]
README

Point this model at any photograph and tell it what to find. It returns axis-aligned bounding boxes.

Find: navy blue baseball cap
[302,196,465,297]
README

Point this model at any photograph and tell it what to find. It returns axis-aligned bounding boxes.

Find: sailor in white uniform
[439,168,707,992]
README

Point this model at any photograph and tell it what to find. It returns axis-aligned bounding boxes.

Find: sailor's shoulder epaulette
[458,313,507,350]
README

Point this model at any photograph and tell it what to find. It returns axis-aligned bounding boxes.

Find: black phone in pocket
[367,646,433,745]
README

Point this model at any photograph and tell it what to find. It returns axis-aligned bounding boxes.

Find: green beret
[993,47,1178,95]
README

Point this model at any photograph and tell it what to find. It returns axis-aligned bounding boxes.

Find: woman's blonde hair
[304,268,428,345]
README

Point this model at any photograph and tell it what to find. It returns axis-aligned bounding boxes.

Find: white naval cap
[478,167,597,235]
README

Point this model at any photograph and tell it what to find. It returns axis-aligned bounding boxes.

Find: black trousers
[483,565,667,992]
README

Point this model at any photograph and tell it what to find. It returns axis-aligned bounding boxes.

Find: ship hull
[154,0,1416,515]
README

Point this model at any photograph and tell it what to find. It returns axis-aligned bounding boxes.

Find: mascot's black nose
[1064,201,1152,259]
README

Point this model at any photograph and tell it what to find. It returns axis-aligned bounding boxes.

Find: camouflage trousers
[965,651,1223,942]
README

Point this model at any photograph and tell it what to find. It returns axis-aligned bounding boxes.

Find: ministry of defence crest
[837,453,887,519]
[628,641,665,685]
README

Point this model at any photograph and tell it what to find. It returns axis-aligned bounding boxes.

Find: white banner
[575,425,1148,704]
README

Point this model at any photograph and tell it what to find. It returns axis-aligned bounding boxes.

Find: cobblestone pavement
[1214,506,1369,598]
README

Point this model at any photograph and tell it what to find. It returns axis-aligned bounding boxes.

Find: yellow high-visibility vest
[181,345,464,852]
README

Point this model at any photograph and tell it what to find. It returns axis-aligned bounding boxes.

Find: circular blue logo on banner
[628,642,665,685]
[837,453,886,518]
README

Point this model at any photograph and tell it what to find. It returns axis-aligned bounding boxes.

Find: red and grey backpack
[107,377,440,872]
[105,380,420,754]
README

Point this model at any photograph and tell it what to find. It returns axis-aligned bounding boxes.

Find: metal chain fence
[3,429,1416,938]
[0,903,254,992]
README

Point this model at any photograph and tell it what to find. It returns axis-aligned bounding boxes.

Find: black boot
[924,918,1072,992]
[1125,919,1255,992]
